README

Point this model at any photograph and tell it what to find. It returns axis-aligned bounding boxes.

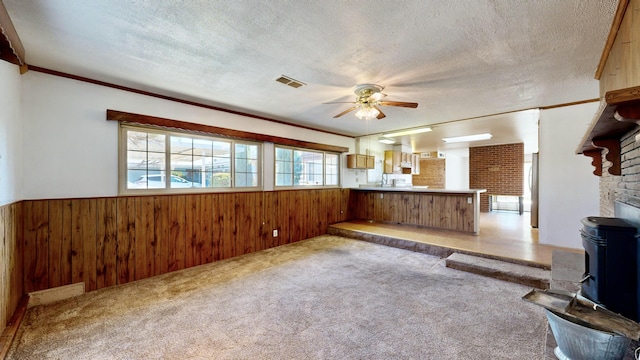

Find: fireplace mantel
[577,86,640,176]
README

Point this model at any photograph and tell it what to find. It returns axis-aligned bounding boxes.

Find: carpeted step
[445,253,550,289]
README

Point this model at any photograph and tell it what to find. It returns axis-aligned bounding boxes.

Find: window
[274,146,340,187]
[121,125,261,192]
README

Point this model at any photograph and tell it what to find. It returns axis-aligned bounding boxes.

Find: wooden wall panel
[20,189,348,294]
[168,195,186,272]
[1,202,23,336]
[23,200,49,293]
[599,0,640,95]
[262,192,276,249]
[47,200,64,289]
[97,198,117,288]
[349,191,476,233]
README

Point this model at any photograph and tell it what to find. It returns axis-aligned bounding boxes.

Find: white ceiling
[4,1,617,153]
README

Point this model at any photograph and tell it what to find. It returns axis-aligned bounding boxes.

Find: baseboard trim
[28,283,85,308]
[0,295,29,360]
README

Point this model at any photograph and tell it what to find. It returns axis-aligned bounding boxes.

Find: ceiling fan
[325,84,418,120]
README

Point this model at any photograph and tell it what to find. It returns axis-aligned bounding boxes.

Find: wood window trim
[107,109,349,154]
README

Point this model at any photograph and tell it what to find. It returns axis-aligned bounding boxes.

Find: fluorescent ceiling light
[383,127,432,137]
[378,137,395,144]
[442,133,493,143]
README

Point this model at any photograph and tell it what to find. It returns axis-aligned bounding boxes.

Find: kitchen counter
[349,187,486,234]
[353,186,486,194]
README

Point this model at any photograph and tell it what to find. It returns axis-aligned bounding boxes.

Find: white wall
[21,71,356,199]
[538,103,600,249]
[444,148,469,190]
[0,61,23,205]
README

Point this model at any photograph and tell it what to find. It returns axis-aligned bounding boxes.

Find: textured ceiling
[3,1,617,151]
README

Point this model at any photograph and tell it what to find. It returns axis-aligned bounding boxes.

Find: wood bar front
[349,188,485,234]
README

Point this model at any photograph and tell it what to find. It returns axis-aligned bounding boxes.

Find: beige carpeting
[8,235,547,359]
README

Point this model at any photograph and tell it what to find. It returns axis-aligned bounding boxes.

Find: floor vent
[275,75,306,88]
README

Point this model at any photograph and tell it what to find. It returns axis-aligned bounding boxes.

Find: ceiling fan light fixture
[442,133,493,143]
[355,106,380,120]
[378,137,395,144]
[383,127,433,137]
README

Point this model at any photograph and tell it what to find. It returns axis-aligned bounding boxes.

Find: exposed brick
[412,158,445,188]
[600,128,640,215]
[469,143,524,212]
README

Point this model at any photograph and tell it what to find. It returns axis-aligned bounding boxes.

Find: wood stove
[580,216,639,321]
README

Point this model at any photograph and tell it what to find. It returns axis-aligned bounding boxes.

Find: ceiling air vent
[275,75,306,88]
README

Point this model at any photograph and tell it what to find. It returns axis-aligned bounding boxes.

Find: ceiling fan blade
[378,101,419,108]
[333,106,359,118]
[323,101,357,104]
[374,106,386,120]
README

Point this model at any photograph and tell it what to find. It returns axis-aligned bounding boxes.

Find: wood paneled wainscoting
[22,189,349,294]
[1,202,23,340]
[348,190,479,233]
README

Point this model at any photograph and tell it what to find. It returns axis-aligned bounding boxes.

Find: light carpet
[8,235,547,359]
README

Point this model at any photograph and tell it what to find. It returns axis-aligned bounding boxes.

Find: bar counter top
[352,186,487,194]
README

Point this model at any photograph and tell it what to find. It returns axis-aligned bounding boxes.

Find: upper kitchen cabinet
[384,150,420,174]
[346,154,375,169]
[384,150,401,174]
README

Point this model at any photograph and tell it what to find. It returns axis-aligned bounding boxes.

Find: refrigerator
[530,153,539,228]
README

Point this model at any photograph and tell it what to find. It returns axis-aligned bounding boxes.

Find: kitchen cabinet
[411,153,420,175]
[384,150,417,174]
[346,154,375,169]
[384,151,401,173]
[401,153,421,174]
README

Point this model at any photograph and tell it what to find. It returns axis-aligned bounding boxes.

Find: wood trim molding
[595,0,630,80]
[107,109,350,153]
[0,295,28,360]
[0,1,26,69]
[606,85,640,106]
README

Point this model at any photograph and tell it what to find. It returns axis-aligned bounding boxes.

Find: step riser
[329,225,551,289]
[327,226,456,258]
[446,259,550,289]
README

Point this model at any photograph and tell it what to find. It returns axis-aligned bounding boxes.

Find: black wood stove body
[581,216,640,322]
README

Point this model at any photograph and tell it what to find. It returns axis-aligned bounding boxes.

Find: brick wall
[600,127,640,216]
[469,143,524,212]
[412,158,445,188]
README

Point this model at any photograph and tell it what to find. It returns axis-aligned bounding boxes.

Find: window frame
[273,145,341,189]
[119,124,262,194]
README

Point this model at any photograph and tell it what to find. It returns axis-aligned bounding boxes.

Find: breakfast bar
[350,187,487,234]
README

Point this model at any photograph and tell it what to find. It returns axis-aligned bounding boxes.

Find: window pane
[169,173,195,188]
[127,150,148,170]
[193,138,213,157]
[295,150,323,186]
[130,171,166,189]
[127,131,148,151]
[275,147,293,186]
[235,143,259,188]
[211,173,231,187]
[325,153,339,186]
[147,133,165,152]
[170,136,193,155]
